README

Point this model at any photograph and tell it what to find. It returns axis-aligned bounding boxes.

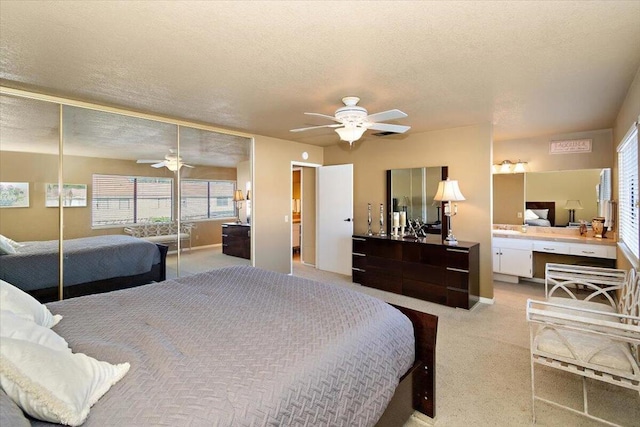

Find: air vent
[372,131,400,137]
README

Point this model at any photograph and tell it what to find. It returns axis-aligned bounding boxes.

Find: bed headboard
[526,201,556,226]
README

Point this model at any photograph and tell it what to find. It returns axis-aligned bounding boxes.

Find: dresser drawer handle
[222,234,228,237]
[542,247,555,251]
[352,267,366,272]
[353,237,367,241]
[353,252,366,257]
[447,267,469,273]
[446,248,468,253]
[580,250,596,254]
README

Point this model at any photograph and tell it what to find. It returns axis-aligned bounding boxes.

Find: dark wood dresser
[222,223,251,259]
[352,234,479,309]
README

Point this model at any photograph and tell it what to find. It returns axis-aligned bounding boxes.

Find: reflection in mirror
[0,92,253,301]
[61,105,179,289]
[0,94,61,299]
[493,168,612,227]
[178,126,252,267]
[387,166,448,238]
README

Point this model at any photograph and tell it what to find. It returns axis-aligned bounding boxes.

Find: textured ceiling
[1,0,639,154]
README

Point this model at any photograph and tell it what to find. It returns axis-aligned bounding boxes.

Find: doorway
[291,166,317,269]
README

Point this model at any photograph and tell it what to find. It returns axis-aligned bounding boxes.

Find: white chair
[526,263,640,426]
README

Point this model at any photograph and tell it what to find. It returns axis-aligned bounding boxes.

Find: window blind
[92,174,173,227]
[180,179,236,220]
[617,124,639,260]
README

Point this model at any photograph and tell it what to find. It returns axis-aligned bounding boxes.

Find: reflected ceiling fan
[290,96,411,146]
[136,150,194,171]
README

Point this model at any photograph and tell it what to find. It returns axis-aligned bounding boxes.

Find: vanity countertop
[492,227,616,246]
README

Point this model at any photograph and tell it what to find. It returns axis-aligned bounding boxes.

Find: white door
[317,164,353,275]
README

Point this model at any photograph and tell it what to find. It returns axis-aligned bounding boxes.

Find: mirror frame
[386,166,448,240]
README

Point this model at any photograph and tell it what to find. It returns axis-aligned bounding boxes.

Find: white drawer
[569,243,615,259]
[533,241,571,255]
[492,237,533,250]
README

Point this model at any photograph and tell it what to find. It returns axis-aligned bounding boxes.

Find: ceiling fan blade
[367,123,411,133]
[137,159,163,164]
[304,112,341,122]
[366,109,408,123]
[182,164,195,168]
[151,162,166,168]
[290,124,342,132]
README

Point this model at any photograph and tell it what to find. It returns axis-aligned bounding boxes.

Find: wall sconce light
[233,189,245,223]
[433,178,466,245]
[493,160,528,174]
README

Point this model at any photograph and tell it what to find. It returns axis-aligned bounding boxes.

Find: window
[92,174,173,227]
[617,123,639,260]
[181,179,236,220]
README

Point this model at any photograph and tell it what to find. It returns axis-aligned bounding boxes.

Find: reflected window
[92,174,173,226]
[181,179,235,220]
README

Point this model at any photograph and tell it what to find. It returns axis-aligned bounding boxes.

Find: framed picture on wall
[46,183,88,207]
[0,182,30,208]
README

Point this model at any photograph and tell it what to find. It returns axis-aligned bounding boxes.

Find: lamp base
[444,232,458,246]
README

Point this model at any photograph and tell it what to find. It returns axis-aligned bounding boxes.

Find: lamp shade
[564,200,583,210]
[233,190,245,202]
[335,125,366,144]
[499,160,512,173]
[513,161,527,173]
[433,178,466,202]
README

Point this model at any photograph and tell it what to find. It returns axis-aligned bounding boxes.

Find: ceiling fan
[136,150,194,171]
[290,96,411,146]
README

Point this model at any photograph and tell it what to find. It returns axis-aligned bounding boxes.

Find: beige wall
[494,128,612,173]
[252,136,323,273]
[0,151,237,246]
[612,66,640,270]
[493,173,525,225]
[323,123,494,299]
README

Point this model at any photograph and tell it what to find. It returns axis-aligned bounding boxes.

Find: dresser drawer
[569,243,615,259]
[533,241,571,255]
[445,247,470,270]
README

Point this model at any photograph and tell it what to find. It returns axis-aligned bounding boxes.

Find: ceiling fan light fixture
[335,125,366,146]
[165,161,181,172]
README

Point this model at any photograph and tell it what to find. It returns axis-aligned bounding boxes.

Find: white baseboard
[479,296,495,305]
[493,273,520,283]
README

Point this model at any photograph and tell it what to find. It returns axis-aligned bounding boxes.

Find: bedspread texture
[33,266,415,426]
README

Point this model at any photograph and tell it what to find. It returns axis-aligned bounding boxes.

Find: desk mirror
[493,168,611,227]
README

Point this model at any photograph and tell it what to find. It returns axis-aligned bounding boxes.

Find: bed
[525,201,556,227]
[0,235,167,302]
[1,266,438,426]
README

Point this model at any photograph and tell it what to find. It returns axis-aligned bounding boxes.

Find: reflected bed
[0,235,167,302]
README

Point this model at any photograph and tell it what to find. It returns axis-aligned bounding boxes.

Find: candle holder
[400,226,405,236]
[378,204,387,236]
[392,212,400,237]
[367,203,373,236]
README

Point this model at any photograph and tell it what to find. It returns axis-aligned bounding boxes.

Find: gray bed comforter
[0,235,161,291]
[35,266,415,426]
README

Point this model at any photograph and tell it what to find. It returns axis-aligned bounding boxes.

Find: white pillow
[0,337,130,426]
[0,280,62,328]
[524,209,539,220]
[530,208,549,220]
[0,311,70,351]
[0,234,22,248]
[0,236,16,255]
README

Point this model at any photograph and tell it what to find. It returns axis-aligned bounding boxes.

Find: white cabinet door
[499,248,533,278]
